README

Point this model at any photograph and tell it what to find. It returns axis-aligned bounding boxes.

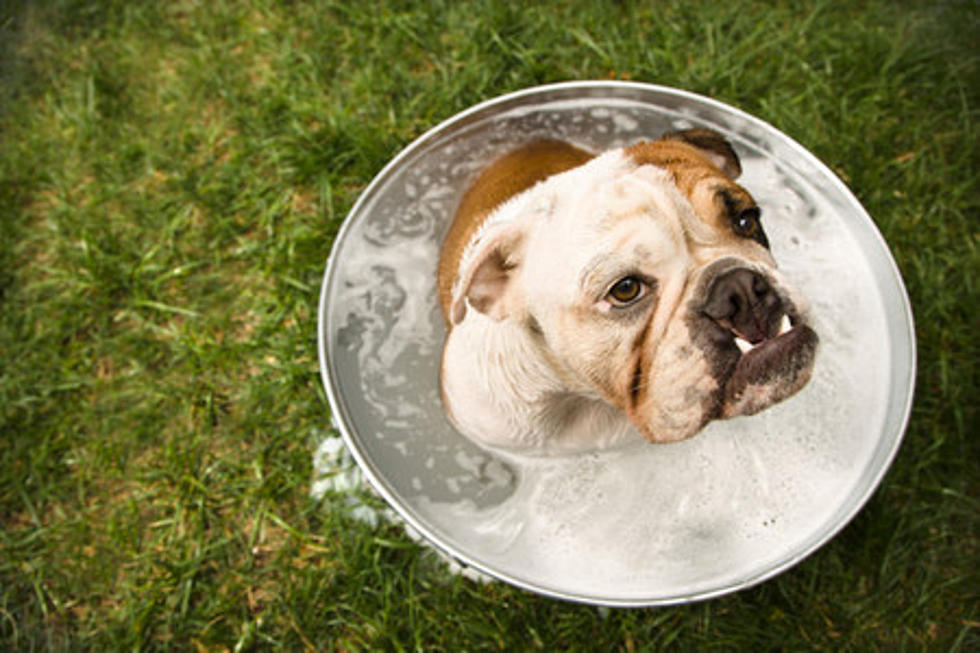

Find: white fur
[442,310,636,453]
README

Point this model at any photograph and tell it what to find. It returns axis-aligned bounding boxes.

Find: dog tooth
[735,337,753,354]
[778,314,792,335]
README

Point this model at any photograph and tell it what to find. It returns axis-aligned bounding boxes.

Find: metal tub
[317,82,916,606]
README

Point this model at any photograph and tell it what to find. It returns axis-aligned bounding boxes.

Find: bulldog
[437,129,818,452]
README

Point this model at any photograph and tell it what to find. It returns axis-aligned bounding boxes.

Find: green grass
[1,0,976,649]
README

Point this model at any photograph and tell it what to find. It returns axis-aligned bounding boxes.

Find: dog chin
[632,310,818,443]
[720,323,818,417]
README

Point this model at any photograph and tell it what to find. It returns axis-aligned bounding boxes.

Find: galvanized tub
[316,81,916,606]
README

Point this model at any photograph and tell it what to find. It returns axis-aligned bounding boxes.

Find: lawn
[1,0,976,649]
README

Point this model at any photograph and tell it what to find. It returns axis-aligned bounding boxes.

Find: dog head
[448,129,818,443]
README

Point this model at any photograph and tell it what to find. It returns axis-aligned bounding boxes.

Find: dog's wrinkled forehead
[521,157,693,291]
[542,155,690,233]
[523,137,771,298]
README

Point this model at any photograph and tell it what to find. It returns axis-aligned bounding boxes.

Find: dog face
[445,130,817,444]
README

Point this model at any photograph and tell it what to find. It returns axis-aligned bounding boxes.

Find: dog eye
[733,207,761,238]
[607,276,645,305]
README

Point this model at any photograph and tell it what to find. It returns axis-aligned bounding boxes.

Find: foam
[318,99,895,600]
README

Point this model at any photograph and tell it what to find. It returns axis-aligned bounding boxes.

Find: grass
[0,0,976,649]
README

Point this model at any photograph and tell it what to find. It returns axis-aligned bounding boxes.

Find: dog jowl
[438,129,818,451]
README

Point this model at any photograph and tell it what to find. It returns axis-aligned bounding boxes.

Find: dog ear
[661,128,742,179]
[450,223,525,325]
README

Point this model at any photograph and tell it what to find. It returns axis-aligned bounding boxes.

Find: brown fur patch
[628,325,649,411]
[438,140,593,322]
[624,140,761,246]
[661,127,742,178]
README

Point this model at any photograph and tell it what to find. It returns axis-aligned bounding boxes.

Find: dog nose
[703,268,782,343]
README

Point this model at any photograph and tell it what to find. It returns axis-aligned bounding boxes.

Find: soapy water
[316,95,900,601]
